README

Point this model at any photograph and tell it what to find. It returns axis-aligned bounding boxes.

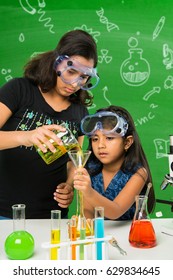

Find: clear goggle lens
[54,55,99,90]
[81,112,128,136]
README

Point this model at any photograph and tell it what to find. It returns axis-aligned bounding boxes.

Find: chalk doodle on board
[134,109,157,127]
[98,49,112,64]
[31,52,44,58]
[120,37,150,87]
[74,25,100,43]
[154,138,169,159]
[96,7,120,32]
[19,0,36,15]
[19,33,25,43]
[1,69,13,82]
[163,43,173,70]
[143,87,161,101]
[37,8,55,34]
[152,16,166,41]
[19,0,55,34]
[102,86,111,105]
[164,76,173,90]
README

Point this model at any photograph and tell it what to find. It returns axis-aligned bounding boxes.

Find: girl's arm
[0,102,66,152]
[73,167,148,220]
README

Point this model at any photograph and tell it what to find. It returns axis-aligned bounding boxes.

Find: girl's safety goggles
[81,112,128,136]
[54,55,99,90]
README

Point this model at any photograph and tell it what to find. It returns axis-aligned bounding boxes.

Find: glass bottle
[129,195,157,248]
[4,204,35,259]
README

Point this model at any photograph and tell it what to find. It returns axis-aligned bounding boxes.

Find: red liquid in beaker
[129,220,157,248]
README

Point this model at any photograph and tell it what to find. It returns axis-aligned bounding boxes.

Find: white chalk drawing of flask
[120,48,150,86]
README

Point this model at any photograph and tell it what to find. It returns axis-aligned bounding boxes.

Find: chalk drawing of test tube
[19,0,46,14]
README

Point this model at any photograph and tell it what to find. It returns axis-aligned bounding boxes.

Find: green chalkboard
[1,0,173,218]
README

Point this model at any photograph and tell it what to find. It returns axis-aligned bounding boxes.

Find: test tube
[94,206,104,260]
[50,210,61,260]
[70,216,77,260]
[80,217,86,260]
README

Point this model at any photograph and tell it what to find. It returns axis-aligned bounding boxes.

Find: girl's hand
[73,167,93,197]
[54,183,74,208]
[24,124,66,153]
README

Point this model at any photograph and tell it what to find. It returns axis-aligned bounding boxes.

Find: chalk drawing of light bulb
[120,37,150,86]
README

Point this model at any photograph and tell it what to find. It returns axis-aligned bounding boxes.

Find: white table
[0,218,172,260]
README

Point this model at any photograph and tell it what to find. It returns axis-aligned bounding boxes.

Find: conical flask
[129,195,157,248]
[4,204,35,259]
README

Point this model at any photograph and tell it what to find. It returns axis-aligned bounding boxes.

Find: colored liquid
[50,229,60,260]
[4,230,34,260]
[129,220,157,248]
[75,215,93,237]
[70,225,77,260]
[37,143,81,164]
[80,228,86,260]
[95,218,104,260]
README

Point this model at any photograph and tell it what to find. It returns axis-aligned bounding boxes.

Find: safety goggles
[54,55,99,90]
[81,111,128,136]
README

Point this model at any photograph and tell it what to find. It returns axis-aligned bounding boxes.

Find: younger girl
[73,105,155,220]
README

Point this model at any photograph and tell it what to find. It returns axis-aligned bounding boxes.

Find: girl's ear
[124,135,134,151]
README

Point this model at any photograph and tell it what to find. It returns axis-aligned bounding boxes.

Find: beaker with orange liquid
[129,195,157,248]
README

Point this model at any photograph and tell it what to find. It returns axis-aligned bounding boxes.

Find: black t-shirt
[0,78,88,218]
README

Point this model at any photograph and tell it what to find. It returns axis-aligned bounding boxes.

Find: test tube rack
[42,235,113,260]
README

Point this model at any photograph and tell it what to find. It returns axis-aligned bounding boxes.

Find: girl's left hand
[54,183,74,208]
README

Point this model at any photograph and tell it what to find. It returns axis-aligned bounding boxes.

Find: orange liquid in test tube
[70,217,77,260]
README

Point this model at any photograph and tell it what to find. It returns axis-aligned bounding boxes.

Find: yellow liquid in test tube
[50,229,60,260]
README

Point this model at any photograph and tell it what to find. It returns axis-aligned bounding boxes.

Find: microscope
[156,135,173,214]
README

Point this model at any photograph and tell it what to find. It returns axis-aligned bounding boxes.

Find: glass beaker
[129,195,157,248]
[4,204,35,260]
[36,122,81,164]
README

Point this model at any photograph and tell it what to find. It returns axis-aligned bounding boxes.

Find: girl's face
[55,55,94,96]
[91,130,127,166]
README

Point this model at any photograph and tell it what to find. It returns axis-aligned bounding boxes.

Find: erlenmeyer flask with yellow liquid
[68,150,93,237]
[35,122,81,164]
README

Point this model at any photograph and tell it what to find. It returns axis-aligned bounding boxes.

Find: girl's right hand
[73,167,93,197]
[24,124,66,153]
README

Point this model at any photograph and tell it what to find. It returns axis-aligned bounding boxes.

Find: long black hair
[86,105,155,213]
[23,30,98,107]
